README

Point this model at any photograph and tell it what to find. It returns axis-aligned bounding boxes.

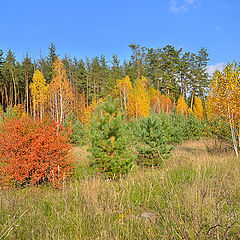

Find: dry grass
[0,139,239,239]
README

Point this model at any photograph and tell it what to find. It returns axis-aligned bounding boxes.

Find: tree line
[0,43,209,115]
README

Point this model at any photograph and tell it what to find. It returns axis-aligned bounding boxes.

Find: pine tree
[0,48,4,108]
[22,54,34,114]
[88,56,108,101]
[160,45,181,97]
[46,43,58,83]
[190,47,209,109]
[144,48,161,89]
[0,48,4,77]
[103,54,124,96]
[135,115,173,167]
[178,51,194,98]
[3,50,17,106]
[89,96,135,178]
[47,43,57,64]
[129,44,146,79]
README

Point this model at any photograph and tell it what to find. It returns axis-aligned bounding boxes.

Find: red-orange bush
[0,117,73,188]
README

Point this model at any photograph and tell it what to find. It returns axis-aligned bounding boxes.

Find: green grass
[0,140,239,239]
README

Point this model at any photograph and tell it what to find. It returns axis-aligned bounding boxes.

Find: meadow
[0,45,240,240]
[0,139,239,240]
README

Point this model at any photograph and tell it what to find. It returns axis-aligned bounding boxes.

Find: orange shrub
[0,117,73,188]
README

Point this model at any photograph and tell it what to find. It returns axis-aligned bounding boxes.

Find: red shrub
[0,117,73,188]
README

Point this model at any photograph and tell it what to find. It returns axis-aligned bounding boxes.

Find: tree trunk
[33,97,36,120]
[182,74,188,97]
[86,75,89,107]
[5,87,8,107]
[93,77,96,100]
[190,78,197,109]
[0,86,3,107]
[10,67,17,106]
[25,70,29,115]
[227,101,239,157]
[60,88,63,124]
[40,102,43,121]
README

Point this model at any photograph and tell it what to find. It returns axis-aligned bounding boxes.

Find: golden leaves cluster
[193,97,204,120]
[176,95,188,115]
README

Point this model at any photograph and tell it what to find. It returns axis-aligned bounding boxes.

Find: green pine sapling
[135,115,173,167]
[88,96,135,179]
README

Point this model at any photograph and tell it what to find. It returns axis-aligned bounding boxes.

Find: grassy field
[0,140,239,239]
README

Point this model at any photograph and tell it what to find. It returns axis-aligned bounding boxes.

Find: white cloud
[169,0,196,13]
[206,63,225,76]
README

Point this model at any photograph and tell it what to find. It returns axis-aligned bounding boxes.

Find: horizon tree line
[0,43,210,115]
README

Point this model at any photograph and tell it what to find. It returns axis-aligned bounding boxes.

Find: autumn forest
[0,43,240,239]
[0,44,209,120]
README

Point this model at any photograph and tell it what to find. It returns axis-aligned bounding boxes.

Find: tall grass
[0,140,239,239]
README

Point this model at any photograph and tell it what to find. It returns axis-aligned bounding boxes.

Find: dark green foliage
[128,112,204,160]
[168,112,186,143]
[103,54,124,96]
[0,48,4,77]
[184,113,203,139]
[63,112,89,146]
[88,96,135,178]
[47,43,57,64]
[169,111,203,143]
[46,43,58,83]
[134,115,173,167]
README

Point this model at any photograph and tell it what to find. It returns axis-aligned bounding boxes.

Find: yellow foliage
[50,58,74,123]
[211,63,240,127]
[128,77,150,118]
[115,76,132,117]
[81,98,104,124]
[176,95,188,115]
[193,97,204,120]
[149,88,172,114]
[210,63,240,157]
[30,70,49,119]
[30,70,49,105]
[188,108,193,115]
[205,95,215,120]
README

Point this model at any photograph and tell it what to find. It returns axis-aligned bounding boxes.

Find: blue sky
[0,0,239,73]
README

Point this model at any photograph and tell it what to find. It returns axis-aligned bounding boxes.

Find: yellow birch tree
[30,70,49,121]
[128,76,150,118]
[115,76,132,119]
[211,63,240,157]
[49,58,73,124]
